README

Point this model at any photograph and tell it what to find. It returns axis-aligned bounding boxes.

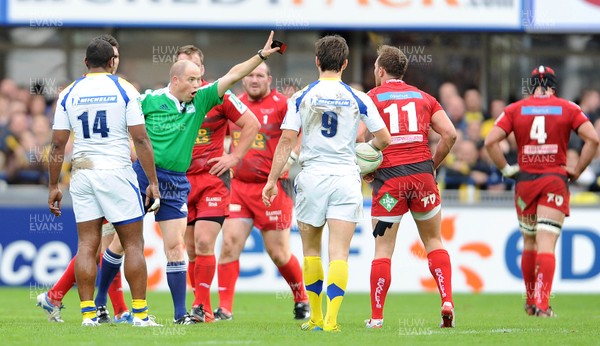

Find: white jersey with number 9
[282,79,385,175]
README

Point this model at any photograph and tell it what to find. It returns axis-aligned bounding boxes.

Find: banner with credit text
[1,205,599,294]
[4,0,522,30]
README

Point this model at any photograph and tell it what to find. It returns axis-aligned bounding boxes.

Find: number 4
[530,116,547,144]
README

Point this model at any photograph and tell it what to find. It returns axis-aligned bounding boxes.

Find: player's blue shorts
[133,160,190,221]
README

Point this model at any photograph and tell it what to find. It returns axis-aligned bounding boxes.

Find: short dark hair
[315,35,349,73]
[177,45,204,64]
[376,45,408,79]
[97,34,119,49]
[86,39,115,68]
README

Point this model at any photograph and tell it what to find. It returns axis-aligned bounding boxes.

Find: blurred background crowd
[1,73,599,196]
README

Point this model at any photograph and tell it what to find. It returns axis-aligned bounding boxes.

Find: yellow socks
[324,260,348,329]
[80,300,96,321]
[303,256,324,325]
[132,299,149,320]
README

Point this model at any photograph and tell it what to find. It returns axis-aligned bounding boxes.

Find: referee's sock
[167,261,188,320]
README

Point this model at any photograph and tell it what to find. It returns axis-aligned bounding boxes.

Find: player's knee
[195,239,215,255]
[267,248,288,266]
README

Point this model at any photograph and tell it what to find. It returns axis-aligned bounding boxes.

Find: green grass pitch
[1,288,599,345]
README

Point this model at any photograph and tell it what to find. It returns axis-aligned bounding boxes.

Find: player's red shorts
[187,171,231,223]
[371,161,440,217]
[230,178,293,231]
[515,172,570,217]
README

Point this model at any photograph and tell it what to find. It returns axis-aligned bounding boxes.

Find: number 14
[77,110,110,138]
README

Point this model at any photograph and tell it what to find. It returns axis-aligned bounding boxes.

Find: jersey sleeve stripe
[295,80,320,113]
[60,76,85,111]
[341,82,367,116]
[108,75,130,106]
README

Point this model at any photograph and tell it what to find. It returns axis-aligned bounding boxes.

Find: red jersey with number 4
[367,80,443,168]
[187,82,247,175]
[495,95,589,175]
[231,89,288,183]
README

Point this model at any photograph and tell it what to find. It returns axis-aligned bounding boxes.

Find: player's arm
[208,109,260,176]
[484,126,518,177]
[568,121,599,181]
[263,129,299,206]
[129,124,161,209]
[430,110,457,170]
[361,94,391,151]
[216,31,280,98]
[48,129,70,217]
[370,127,391,151]
[356,121,368,143]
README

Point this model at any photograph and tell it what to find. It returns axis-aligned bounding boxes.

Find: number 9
[321,111,338,138]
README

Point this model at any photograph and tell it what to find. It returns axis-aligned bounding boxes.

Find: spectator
[444,139,478,189]
[481,98,506,138]
[444,95,467,134]
[438,81,459,108]
[464,86,484,123]
[580,89,600,122]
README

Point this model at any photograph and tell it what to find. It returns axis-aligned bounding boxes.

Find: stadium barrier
[1,187,598,293]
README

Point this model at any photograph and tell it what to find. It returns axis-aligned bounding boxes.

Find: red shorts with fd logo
[514,172,570,217]
[371,160,440,217]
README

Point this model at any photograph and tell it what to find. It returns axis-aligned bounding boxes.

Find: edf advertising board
[1,205,598,294]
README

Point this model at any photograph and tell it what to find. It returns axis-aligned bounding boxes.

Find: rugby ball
[355,142,383,174]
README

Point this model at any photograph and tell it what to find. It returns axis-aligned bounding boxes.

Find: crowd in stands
[1,76,599,195]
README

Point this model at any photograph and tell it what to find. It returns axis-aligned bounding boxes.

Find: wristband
[287,151,298,165]
[501,164,520,178]
[257,49,268,61]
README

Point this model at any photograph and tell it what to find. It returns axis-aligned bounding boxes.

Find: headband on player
[530,65,557,91]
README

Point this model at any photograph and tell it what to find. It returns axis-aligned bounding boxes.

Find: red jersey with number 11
[367,80,443,168]
[495,95,589,175]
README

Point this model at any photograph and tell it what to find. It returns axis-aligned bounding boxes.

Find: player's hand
[48,186,63,217]
[565,166,580,182]
[260,31,280,59]
[501,164,520,178]
[362,173,374,183]
[207,154,240,177]
[146,183,161,214]
[262,181,278,207]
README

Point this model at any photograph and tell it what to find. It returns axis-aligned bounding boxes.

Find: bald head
[170,60,199,79]
[169,60,202,103]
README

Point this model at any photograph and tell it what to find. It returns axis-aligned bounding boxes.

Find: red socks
[370,258,391,319]
[427,249,453,305]
[188,260,196,293]
[535,253,556,311]
[521,250,537,305]
[48,256,76,304]
[277,255,308,303]
[193,255,216,312]
[108,270,128,315]
[217,260,240,312]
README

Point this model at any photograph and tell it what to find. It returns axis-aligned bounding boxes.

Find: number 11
[384,101,417,134]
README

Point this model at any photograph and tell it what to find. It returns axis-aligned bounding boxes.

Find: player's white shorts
[294,170,363,227]
[69,166,145,224]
